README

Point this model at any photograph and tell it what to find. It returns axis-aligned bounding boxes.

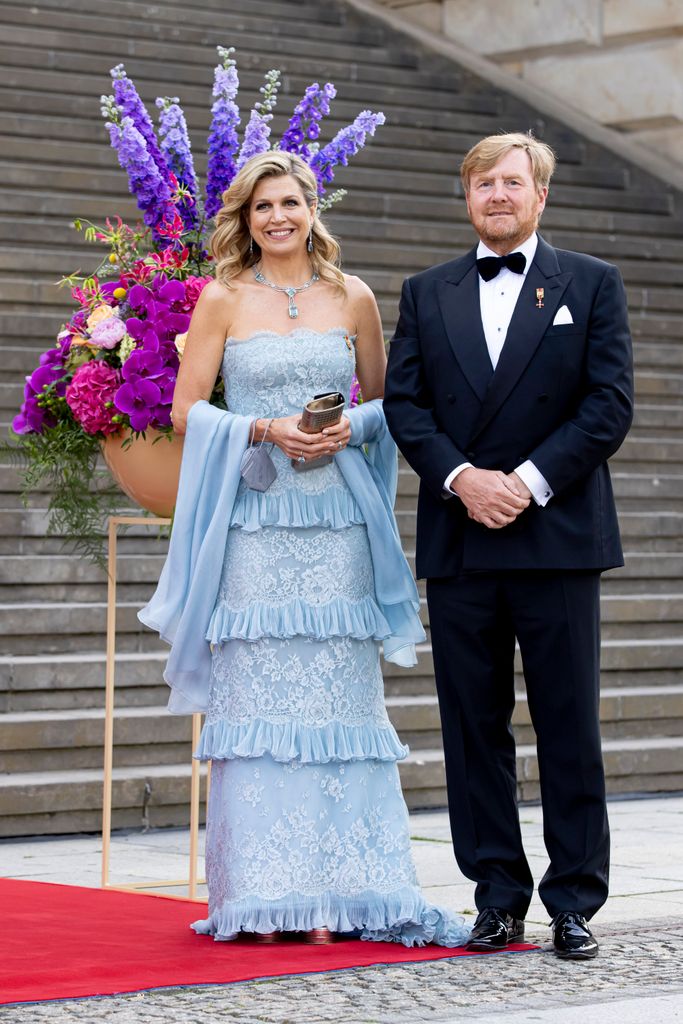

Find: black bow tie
[476,251,526,281]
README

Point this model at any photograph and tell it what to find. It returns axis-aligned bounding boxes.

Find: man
[384,132,633,960]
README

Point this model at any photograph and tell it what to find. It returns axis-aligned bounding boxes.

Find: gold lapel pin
[536,287,545,309]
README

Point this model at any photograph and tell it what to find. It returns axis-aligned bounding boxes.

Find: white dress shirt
[444,232,553,507]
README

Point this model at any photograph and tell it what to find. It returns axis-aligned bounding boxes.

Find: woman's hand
[266,414,352,463]
[321,415,352,453]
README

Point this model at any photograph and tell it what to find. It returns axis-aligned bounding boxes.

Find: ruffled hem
[194,717,408,763]
[192,887,471,948]
[230,485,365,532]
[207,594,391,644]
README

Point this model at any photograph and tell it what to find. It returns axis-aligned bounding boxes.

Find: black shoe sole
[465,930,525,952]
[554,947,598,961]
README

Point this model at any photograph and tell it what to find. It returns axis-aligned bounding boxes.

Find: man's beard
[477,208,538,248]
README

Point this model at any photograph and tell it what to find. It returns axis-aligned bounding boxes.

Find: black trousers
[426,570,609,920]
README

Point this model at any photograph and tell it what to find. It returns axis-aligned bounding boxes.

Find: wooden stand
[101,515,208,901]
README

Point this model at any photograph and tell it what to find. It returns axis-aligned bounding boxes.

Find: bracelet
[251,418,272,444]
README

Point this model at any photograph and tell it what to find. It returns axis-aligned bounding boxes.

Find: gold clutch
[292,392,345,471]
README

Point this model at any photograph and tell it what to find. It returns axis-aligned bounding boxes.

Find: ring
[336,440,343,450]
[298,452,306,464]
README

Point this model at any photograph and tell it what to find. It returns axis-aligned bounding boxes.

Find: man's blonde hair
[460,132,556,194]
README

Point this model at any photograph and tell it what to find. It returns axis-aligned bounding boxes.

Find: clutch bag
[292,392,345,471]
[240,436,277,492]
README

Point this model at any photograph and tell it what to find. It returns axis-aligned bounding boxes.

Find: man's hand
[506,471,532,502]
[452,467,530,529]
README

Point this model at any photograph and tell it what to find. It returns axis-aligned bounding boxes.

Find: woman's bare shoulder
[198,278,236,309]
[342,273,376,303]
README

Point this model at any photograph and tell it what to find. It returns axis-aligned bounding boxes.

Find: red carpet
[1,878,539,1005]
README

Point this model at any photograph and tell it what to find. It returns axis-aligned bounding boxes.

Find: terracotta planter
[101,429,184,517]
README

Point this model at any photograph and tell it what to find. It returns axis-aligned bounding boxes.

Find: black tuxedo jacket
[384,235,634,577]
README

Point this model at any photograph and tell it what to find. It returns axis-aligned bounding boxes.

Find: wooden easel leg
[189,713,202,899]
[101,517,118,888]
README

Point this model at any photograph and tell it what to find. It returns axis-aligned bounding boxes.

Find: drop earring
[249,235,254,256]
[307,229,313,253]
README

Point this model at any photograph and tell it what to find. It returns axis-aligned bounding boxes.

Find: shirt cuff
[443,462,473,499]
[515,460,553,507]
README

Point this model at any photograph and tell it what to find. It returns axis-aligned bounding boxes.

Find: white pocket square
[552,305,573,326]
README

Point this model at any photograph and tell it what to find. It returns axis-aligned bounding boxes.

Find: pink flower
[66,360,121,435]
[90,315,127,349]
[182,275,211,312]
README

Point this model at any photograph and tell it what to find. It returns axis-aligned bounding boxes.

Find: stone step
[0,0,332,23]
[0,554,164,602]
[0,0,379,48]
[0,705,193,773]
[0,554,162,584]
[0,762,209,837]
[0,650,169,712]
[616,436,683,464]
[0,27,429,83]
[633,404,683,432]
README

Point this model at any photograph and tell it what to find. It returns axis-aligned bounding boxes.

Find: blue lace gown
[191,326,469,946]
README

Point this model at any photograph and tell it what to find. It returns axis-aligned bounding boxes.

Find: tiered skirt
[192,468,469,946]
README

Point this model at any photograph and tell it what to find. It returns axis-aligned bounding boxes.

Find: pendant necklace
[252,264,319,319]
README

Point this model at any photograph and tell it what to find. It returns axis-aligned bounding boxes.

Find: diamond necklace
[252,264,320,319]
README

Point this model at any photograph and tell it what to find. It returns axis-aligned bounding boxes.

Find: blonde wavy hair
[210,151,345,293]
[460,132,556,194]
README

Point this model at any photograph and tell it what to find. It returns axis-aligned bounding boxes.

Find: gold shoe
[304,928,335,944]
[253,931,279,943]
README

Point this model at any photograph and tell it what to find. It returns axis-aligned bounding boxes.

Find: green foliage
[3,421,127,569]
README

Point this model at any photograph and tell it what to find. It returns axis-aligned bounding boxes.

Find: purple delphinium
[110,64,168,182]
[105,114,177,242]
[311,110,386,192]
[205,47,241,219]
[236,69,281,171]
[279,82,336,161]
[156,97,199,231]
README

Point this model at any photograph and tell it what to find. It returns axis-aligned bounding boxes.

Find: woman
[141,151,469,946]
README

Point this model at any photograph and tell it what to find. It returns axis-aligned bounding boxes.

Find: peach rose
[86,303,116,331]
[174,331,188,358]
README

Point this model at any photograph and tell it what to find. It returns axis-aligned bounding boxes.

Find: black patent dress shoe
[465,907,525,951]
[552,911,598,960]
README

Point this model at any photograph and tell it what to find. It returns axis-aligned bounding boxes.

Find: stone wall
[374,0,683,167]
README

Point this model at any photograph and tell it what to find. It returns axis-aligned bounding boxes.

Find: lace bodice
[222,326,356,419]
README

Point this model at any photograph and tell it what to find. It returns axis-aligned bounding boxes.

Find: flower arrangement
[9,48,384,562]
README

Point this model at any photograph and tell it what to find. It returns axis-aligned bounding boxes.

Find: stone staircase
[0,0,682,836]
